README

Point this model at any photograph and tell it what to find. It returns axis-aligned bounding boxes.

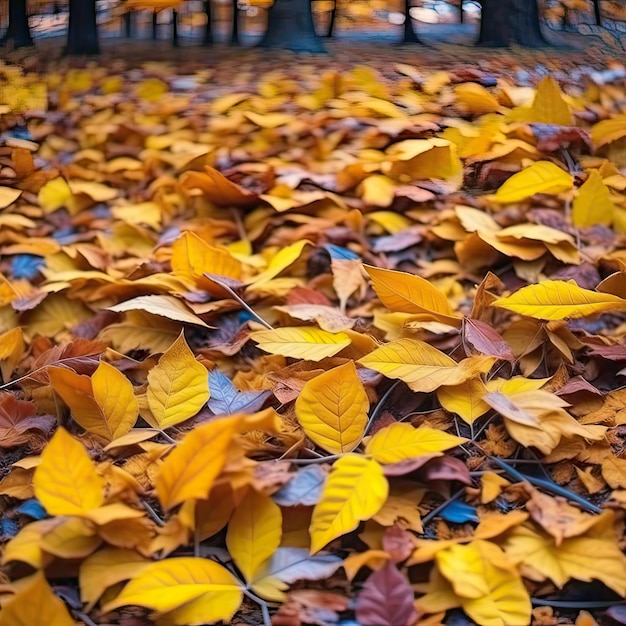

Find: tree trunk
[260,0,325,52]
[67,0,99,55]
[2,0,33,48]
[172,9,179,47]
[325,1,336,37]
[478,0,547,47]
[230,0,239,45]
[152,11,159,39]
[403,0,423,43]
[459,1,465,23]
[124,10,134,38]
[593,0,602,26]
[203,0,213,45]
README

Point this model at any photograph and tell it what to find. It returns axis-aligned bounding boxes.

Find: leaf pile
[1,48,626,625]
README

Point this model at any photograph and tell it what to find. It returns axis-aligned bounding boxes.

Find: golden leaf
[101,557,243,625]
[358,338,494,393]
[310,454,388,554]
[33,427,104,516]
[493,161,573,204]
[156,417,240,510]
[250,327,351,361]
[0,572,75,626]
[365,422,466,464]
[492,280,626,320]
[572,170,615,228]
[437,379,491,425]
[528,76,572,125]
[147,332,210,429]
[295,361,369,454]
[226,489,282,583]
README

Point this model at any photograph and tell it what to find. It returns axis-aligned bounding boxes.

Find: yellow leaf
[109,295,211,328]
[147,332,210,429]
[1,519,54,568]
[0,186,21,209]
[365,422,466,464]
[0,326,24,382]
[295,361,369,454]
[492,280,626,320]
[226,490,282,583]
[358,175,397,207]
[250,327,351,361]
[0,572,75,626]
[358,338,494,393]
[79,548,150,611]
[135,77,168,102]
[101,557,242,625]
[572,170,615,227]
[309,454,388,554]
[528,76,572,125]
[367,210,412,234]
[69,180,118,202]
[591,114,626,149]
[91,362,139,440]
[156,417,239,510]
[455,83,500,115]
[493,161,573,204]
[33,427,104,516]
[248,240,311,286]
[504,512,626,595]
[37,177,74,213]
[171,231,242,295]
[365,265,458,324]
[437,540,531,626]
[437,379,491,425]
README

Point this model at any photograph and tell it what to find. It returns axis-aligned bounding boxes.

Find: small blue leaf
[323,244,359,261]
[11,255,45,280]
[1,518,19,538]
[17,499,47,520]
[273,465,327,507]
[440,501,479,524]
[208,369,271,415]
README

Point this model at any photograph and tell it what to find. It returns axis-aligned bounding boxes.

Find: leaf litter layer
[1,43,626,626]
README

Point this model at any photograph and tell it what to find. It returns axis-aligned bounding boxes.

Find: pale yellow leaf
[572,170,615,228]
[109,295,211,328]
[250,327,351,361]
[494,161,573,204]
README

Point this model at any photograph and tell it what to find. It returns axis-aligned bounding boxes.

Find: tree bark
[67,0,99,55]
[325,1,336,37]
[203,0,213,45]
[230,0,239,44]
[593,0,602,26]
[172,9,179,47]
[478,0,547,47]
[2,0,33,48]
[403,0,423,43]
[260,0,325,52]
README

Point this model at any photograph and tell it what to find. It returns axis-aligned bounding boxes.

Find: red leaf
[419,456,472,485]
[382,525,414,563]
[355,562,417,626]
[0,393,54,447]
[464,318,514,361]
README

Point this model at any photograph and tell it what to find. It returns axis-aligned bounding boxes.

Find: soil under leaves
[1,40,626,626]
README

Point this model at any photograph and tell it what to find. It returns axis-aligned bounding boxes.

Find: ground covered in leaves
[1,42,626,626]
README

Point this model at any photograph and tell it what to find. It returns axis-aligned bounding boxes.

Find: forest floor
[1,32,626,626]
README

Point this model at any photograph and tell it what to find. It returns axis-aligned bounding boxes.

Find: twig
[142,501,165,526]
[159,430,177,444]
[204,274,274,330]
[363,380,400,438]
[73,611,99,626]
[287,454,341,465]
[532,598,626,609]
[242,588,272,626]
[421,488,466,527]
[488,456,601,514]
[194,525,200,558]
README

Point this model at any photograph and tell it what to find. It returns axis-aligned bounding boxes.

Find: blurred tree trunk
[172,8,179,47]
[230,0,239,44]
[593,0,602,25]
[478,0,546,46]
[203,0,213,45]
[403,0,423,43]
[2,0,33,48]
[124,10,134,38]
[459,1,465,23]
[152,11,159,39]
[67,0,99,55]
[260,0,325,52]
[325,0,336,37]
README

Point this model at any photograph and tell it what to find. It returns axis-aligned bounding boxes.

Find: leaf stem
[421,488,466,527]
[363,380,401,438]
[142,500,165,526]
[242,587,272,626]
